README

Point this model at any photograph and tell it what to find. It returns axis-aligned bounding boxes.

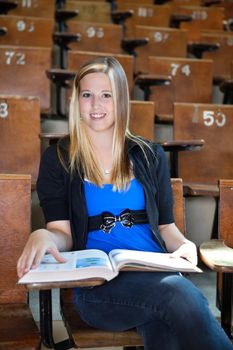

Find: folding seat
[114,2,172,36]
[200,179,233,338]
[0,174,41,349]
[2,0,55,18]
[195,31,233,83]
[177,5,225,41]
[140,56,213,124]
[0,45,52,115]
[0,15,54,47]
[133,25,188,74]
[0,95,41,189]
[173,102,233,191]
[0,13,54,116]
[60,0,112,23]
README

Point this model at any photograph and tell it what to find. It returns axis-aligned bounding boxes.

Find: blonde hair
[65,56,149,190]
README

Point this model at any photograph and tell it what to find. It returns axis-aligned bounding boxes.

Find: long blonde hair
[67,56,147,190]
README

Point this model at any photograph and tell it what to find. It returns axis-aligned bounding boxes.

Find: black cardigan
[37,138,174,252]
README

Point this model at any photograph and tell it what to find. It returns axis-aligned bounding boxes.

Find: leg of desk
[39,289,75,350]
[169,151,178,178]
[221,273,233,339]
[39,289,56,348]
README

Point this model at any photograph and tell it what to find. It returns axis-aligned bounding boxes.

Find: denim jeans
[75,271,233,350]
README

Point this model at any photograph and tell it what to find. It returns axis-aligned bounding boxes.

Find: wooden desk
[159,139,205,178]
[200,240,233,338]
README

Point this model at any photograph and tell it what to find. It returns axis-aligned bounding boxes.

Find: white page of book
[109,249,201,272]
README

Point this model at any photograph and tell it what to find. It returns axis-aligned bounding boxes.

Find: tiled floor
[30,265,222,349]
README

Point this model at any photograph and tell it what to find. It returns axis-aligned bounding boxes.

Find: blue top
[85,178,163,253]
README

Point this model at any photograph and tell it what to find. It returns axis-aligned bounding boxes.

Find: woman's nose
[91,95,101,107]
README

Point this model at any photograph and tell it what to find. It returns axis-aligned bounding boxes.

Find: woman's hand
[170,240,198,266]
[17,229,66,278]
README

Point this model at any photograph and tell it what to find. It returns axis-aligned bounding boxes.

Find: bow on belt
[100,209,134,233]
[88,209,148,234]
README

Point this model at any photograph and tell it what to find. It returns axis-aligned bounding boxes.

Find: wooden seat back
[0,45,52,112]
[219,179,233,248]
[63,1,112,23]
[178,6,225,41]
[0,96,40,188]
[0,174,40,349]
[66,50,134,97]
[200,31,233,81]
[0,15,54,47]
[173,102,233,185]
[129,100,155,141]
[148,56,213,121]
[60,177,185,347]
[5,0,55,18]
[207,0,233,21]
[134,26,188,74]
[115,3,172,36]
[65,21,123,53]
[0,174,31,304]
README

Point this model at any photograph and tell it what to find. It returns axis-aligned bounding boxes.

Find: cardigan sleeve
[156,144,174,225]
[36,145,70,223]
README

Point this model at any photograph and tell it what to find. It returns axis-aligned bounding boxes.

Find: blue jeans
[75,271,233,350]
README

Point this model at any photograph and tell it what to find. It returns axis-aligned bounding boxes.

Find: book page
[109,249,202,273]
[18,249,118,284]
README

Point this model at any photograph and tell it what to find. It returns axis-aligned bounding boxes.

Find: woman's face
[78,72,115,135]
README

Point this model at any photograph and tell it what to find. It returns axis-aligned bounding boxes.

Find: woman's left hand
[170,240,198,266]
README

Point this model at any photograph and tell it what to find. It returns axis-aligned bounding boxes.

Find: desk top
[200,240,233,273]
[25,277,105,291]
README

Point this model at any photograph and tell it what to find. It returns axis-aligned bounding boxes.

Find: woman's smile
[90,112,106,119]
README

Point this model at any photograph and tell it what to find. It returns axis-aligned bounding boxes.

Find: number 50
[203,110,226,127]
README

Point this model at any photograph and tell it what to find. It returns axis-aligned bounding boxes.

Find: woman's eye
[82,92,91,98]
[102,93,112,98]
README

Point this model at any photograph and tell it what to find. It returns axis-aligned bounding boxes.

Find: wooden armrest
[121,37,149,55]
[135,74,171,88]
[183,183,219,197]
[26,278,104,291]
[155,114,173,124]
[199,240,233,272]
[220,80,233,103]
[0,26,7,36]
[0,0,17,14]
[111,9,133,24]
[55,9,79,22]
[170,13,192,28]
[219,80,233,94]
[224,18,233,31]
[46,68,76,85]
[40,132,67,145]
[187,42,220,59]
[53,32,81,47]
[203,0,223,6]
[135,74,171,100]
[159,139,205,152]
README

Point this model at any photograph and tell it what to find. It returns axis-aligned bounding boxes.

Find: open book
[18,249,202,285]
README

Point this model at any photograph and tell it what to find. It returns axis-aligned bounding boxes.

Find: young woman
[17,57,232,349]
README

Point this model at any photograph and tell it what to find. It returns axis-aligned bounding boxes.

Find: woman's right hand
[17,229,66,278]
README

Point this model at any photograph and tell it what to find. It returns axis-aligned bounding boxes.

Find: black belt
[88,209,148,234]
